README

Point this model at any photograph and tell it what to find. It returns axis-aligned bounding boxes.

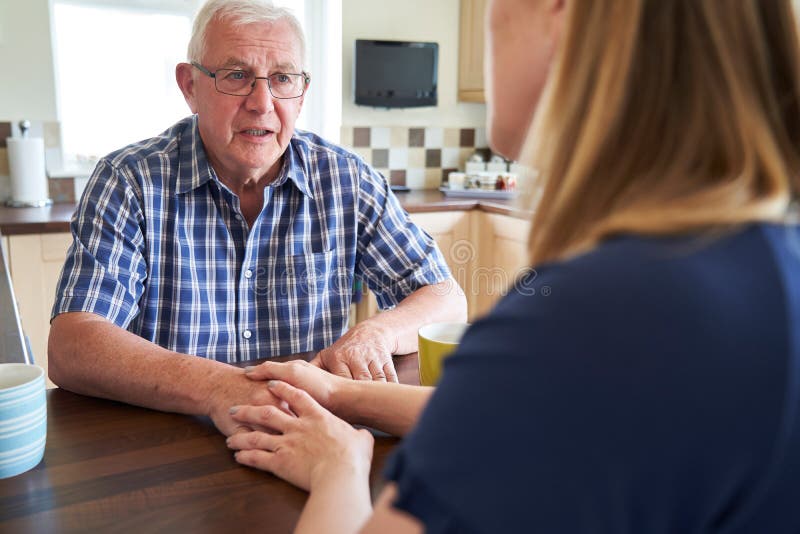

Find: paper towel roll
[6,137,51,207]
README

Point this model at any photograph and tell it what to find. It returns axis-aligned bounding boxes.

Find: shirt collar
[175,115,214,195]
[276,133,315,199]
[176,116,314,199]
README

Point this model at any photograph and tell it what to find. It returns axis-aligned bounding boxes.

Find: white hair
[187,0,306,68]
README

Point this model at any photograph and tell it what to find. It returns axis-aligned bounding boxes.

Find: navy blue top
[385,224,800,534]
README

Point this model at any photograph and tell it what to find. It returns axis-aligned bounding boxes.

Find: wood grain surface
[0,353,419,533]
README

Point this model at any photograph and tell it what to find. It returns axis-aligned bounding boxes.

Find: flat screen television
[354,40,438,108]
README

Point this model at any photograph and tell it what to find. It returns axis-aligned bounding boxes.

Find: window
[52,0,341,170]
[53,2,193,167]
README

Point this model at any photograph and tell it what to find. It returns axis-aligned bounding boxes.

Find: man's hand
[206,369,285,436]
[311,321,399,382]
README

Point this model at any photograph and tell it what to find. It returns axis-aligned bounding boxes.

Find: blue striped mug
[0,364,46,479]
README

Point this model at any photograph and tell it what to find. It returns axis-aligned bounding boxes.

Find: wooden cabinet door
[474,212,532,319]
[356,211,476,322]
[8,233,72,388]
[458,0,487,102]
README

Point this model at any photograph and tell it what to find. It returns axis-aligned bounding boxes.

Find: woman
[227,0,800,532]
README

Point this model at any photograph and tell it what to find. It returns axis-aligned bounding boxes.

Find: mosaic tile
[425,148,441,168]
[345,124,501,190]
[444,128,460,148]
[0,148,8,176]
[0,123,10,148]
[390,127,408,147]
[353,127,371,147]
[371,127,391,149]
[353,147,372,163]
[48,177,75,203]
[372,148,389,168]
[406,168,425,189]
[340,126,354,148]
[441,148,461,169]
[408,128,425,147]
[424,127,443,148]
[424,168,443,189]
[460,128,476,147]
[388,147,408,169]
[390,169,407,186]
[408,148,425,168]
[475,127,488,148]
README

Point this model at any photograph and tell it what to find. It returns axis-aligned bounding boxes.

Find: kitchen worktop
[0,190,532,236]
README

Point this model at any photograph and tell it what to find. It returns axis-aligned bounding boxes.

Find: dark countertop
[0,190,532,236]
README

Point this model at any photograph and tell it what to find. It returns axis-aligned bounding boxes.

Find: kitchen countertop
[0,190,532,236]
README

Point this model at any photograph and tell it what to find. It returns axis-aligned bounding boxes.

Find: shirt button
[234,213,243,221]
[244,269,253,279]
[242,329,252,339]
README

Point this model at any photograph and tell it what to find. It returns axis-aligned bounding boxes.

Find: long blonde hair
[523,0,800,265]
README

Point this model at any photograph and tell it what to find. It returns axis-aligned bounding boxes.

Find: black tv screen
[354,40,438,108]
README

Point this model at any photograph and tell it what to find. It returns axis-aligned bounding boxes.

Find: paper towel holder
[5,120,53,208]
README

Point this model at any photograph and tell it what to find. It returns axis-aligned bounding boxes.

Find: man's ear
[176,62,198,113]
[296,74,310,113]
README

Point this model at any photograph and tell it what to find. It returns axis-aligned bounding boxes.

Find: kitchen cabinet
[355,210,530,323]
[355,210,477,322]
[473,212,531,318]
[7,232,72,388]
[458,0,487,103]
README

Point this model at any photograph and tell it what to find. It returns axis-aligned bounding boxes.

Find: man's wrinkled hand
[206,370,285,436]
[311,322,399,382]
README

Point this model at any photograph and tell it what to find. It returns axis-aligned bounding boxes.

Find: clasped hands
[227,360,373,493]
[209,322,398,489]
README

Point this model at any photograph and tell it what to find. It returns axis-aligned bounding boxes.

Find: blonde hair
[187,0,306,67]
[523,0,800,265]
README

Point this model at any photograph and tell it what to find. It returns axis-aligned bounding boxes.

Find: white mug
[448,172,466,190]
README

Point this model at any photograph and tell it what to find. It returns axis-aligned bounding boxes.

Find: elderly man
[48,0,466,436]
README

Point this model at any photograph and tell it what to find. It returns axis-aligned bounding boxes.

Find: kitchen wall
[0,0,488,200]
[0,0,63,202]
[341,0,485,128]
[0,0,58,122]
[340,0,490,189]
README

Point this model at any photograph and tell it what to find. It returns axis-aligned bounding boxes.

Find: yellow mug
[418,322,469,386]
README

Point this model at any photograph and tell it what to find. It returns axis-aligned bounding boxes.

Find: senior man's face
[179,17,305,185]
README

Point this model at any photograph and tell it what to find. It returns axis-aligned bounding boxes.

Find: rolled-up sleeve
[355,163,451,309]
[51,159,147,329]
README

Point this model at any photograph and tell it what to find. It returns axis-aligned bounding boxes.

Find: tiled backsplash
[340,126,491,189]
[0,121,493,205]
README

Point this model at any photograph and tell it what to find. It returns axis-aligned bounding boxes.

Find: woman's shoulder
[494,224,793,322]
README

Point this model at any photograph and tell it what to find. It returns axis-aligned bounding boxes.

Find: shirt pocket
[279,249,352,305]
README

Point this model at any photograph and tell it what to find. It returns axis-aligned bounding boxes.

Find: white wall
[0,0,484,128]
[0,0,59,121]
[341,0,486,128]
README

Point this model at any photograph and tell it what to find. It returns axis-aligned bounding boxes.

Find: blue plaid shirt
[53,116,450,362]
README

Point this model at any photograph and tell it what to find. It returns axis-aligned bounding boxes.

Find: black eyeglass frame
[191,61,310,99]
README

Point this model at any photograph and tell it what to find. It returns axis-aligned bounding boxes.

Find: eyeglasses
[191,62,310,99]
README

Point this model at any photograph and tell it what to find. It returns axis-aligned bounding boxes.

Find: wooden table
[0,353,419,533]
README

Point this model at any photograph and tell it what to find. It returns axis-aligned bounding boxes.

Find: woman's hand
[227,380,374,492]
[244,359,347,411]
